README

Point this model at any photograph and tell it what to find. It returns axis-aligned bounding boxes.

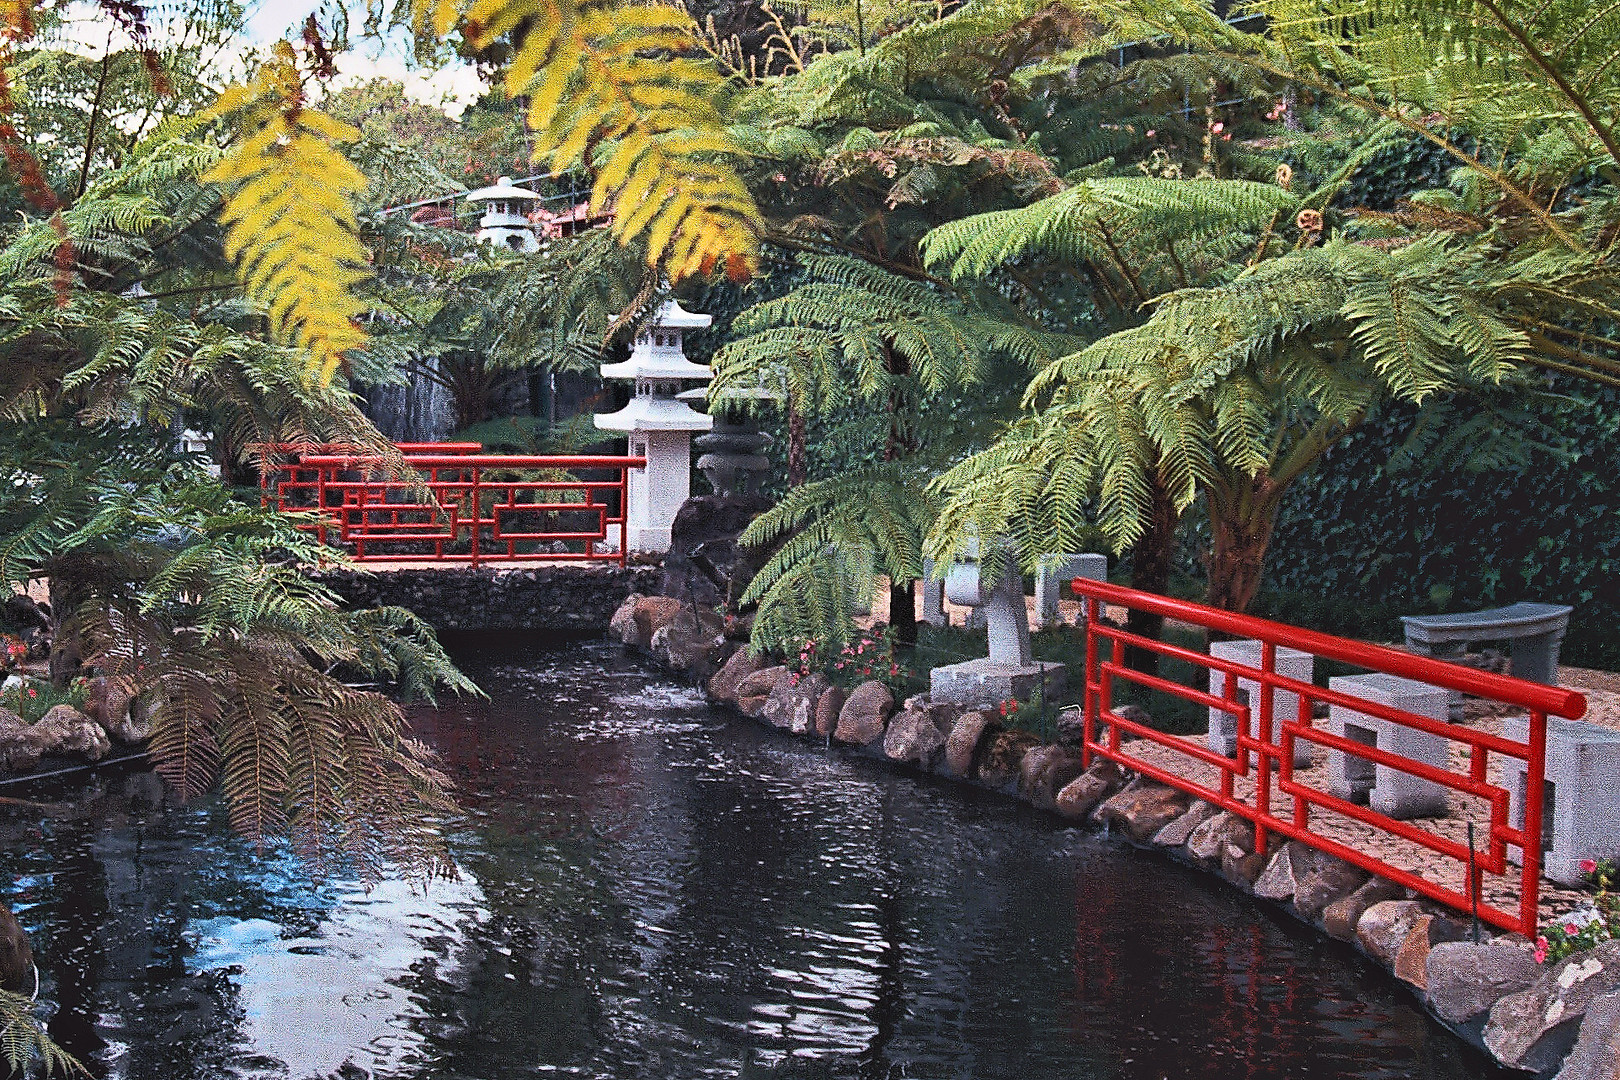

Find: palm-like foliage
[930,236,1530,609]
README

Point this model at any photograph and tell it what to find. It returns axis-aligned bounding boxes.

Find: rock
[32,704,110,761]
[974,730,1042,790]
[0,903,31,993]
[884,706,949,768]
[1222,843,1273,889]
[609,595,683,649]
[1486,942,1620,1074]
[942,712,995,777]
[1323,877,1406,941]
[1425,941,1540,1025]
[735,666,790,718]
[762,674,828,735]
[1186,811,1253,864]
[708,648,769,705]
[1113,703,1153,732]
[1255,843,1309,902]
[1056,761,1123,821]
[608,594,644,646]
[834,681,894,746]
[1393,913,1469,990]
[1358,900,1429,966]
[1152,800,1220,847]
[1055,706,1086,747]
[1018,745,1088,810]
[1094,780,1192,842]
[722,612,754,641]
[0,706,42,774]
[814,686,845,738]
[1555,990,1620,1080]
[3,592,48,633]
[1293,855,1369,921]
[649,605,726,674]
[661,494,773,607]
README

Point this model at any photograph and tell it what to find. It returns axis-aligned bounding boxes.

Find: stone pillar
[1324,673,1451,819]
[624,429,694,553]
[1502,716,1620,885]
[1035,553,1108,627]
[1207,639,1314,767]
[920,557,947,628]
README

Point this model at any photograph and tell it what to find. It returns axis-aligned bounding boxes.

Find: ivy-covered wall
[1262,382,1620,668]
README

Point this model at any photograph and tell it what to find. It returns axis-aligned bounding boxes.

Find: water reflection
[1,640,1503,1080]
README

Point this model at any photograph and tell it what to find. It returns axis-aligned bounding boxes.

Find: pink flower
[26,687,35,698]
[1222,133,1232,141]
[1145,129,1156,138]
[1535,937,1549,963]
[1212,121,1224,133]
[1580,858,1598,874]
[1566,923,1580,934]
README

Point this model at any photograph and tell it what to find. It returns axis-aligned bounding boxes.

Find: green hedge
[1262,382,1620,668]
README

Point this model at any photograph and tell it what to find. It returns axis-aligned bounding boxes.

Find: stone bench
[1501,716,1620,886]
[1399,602,1573,685]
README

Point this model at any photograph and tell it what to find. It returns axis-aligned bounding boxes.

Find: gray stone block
[930,658,1066,709]
[1207,639,1314,767]
[1502,716,1620,886]
[920,557,946,628]
[1325,672,1452,819]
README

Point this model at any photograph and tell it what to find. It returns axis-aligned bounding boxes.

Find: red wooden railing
[262,444,644,566]
[1072,579,1587,937]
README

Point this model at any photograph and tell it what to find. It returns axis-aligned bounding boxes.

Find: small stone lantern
[464,176,540,253]
[594,300,714,552]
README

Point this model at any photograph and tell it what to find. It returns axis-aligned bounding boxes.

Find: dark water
[1,640,1502,1080]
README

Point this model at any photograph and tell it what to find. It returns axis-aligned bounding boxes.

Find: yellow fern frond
[427,0,761,281]
[203,42,371,382]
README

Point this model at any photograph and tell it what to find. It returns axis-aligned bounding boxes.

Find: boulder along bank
[610,592,1620,1080]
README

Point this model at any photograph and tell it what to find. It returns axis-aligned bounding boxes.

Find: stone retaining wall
[612,593,1620,1080]
[316,563,663,633]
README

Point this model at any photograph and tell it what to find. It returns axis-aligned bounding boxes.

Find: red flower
[26,687,36,698]
[1566,922,1580,934]
[1580,858,1598,874]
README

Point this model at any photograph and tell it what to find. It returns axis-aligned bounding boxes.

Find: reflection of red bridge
[261,443,644,566]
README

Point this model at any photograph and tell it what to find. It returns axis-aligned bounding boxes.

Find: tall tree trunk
[889,579,917,648]
[47,569,85,689]
[1204,473,1284,615]
[787,397,807,487]
[1125,473,1178,675]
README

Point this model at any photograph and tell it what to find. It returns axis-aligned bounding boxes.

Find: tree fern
[416,0,761,280]
[202,42,371,383]
[0,989,84,1078]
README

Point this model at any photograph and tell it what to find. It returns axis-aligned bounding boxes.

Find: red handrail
[264,445,645,566]
[1071,578,1583,937]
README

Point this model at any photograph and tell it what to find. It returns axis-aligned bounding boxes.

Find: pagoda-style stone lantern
[464,176,540,253]
[594,300,714,552]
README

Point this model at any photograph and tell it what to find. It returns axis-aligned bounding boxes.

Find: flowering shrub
[1,634,26,669]
[783,628,912,696]
[1537,858,1618,964]
[0,676,89,725]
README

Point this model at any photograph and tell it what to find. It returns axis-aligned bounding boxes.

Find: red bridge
[260,443,644,566]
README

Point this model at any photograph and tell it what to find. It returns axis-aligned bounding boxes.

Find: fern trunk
[46,570,86,689]
[889,579,917,648]
[1125,473,1178,675]
[1204,474,1284,615]
[787,400,806,487]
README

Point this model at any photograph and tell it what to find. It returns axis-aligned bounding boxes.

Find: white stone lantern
[464,176,540,253]
[594,300,714,552]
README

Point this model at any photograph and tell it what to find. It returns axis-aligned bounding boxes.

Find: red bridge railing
[262,444,644,566]
[1072,579,1587,937]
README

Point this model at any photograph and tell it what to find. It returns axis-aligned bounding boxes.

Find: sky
[59,0,488,116]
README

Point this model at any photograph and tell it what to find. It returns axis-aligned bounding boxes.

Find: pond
[2,639,1505,1079]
